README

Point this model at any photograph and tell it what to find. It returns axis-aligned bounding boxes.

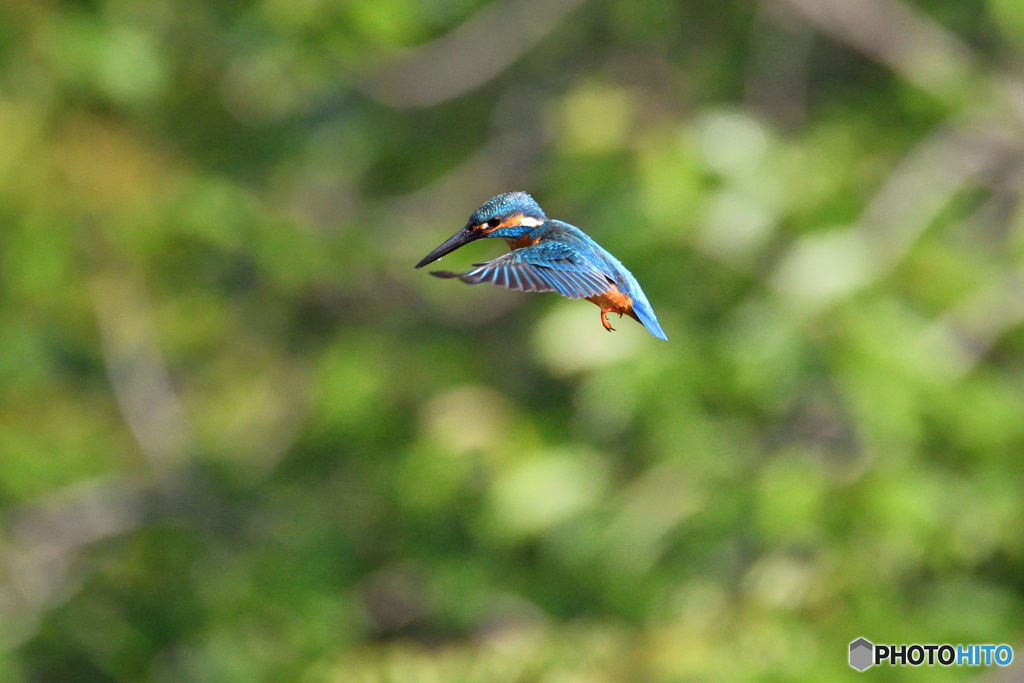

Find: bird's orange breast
[587,285,640,321]
[504,235,542,250]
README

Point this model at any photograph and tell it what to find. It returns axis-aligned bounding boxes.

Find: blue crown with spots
[469,192,546,225]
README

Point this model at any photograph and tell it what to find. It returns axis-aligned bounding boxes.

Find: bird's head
[415,192,547,268]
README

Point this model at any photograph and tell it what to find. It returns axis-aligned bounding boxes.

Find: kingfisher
[415,192,667,340]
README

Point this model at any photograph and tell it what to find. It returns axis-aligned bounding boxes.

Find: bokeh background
[2,0,1024,680]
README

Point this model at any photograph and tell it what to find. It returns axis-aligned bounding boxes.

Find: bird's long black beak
[415,224,481,268]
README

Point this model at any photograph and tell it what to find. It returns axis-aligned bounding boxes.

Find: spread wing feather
[430,244,614,299]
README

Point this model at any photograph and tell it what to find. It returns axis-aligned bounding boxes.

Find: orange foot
[600,309,617,332]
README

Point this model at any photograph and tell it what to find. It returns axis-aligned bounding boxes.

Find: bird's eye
[487,218,501,228]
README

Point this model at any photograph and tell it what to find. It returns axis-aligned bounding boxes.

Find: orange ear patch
[483,213,544,237]
[481,213,524,233]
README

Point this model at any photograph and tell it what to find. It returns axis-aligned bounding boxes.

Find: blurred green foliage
[1,0,1023,681]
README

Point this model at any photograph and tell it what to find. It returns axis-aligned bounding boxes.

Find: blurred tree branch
[360,0,589,107]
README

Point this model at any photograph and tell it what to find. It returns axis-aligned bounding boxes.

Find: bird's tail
[631,297,668,341]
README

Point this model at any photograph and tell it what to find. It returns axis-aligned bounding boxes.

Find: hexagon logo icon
[849,638,874,671]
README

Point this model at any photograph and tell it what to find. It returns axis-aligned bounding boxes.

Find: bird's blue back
[531,221,667,340]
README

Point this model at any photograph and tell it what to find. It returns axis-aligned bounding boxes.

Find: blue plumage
[416,192,667,340]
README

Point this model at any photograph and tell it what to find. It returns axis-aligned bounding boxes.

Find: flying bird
[415,192,667,340]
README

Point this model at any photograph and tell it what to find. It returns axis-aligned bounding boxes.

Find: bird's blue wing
[430,242,613,299]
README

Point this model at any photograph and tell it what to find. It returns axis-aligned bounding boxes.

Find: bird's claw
[600,309,616,332]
